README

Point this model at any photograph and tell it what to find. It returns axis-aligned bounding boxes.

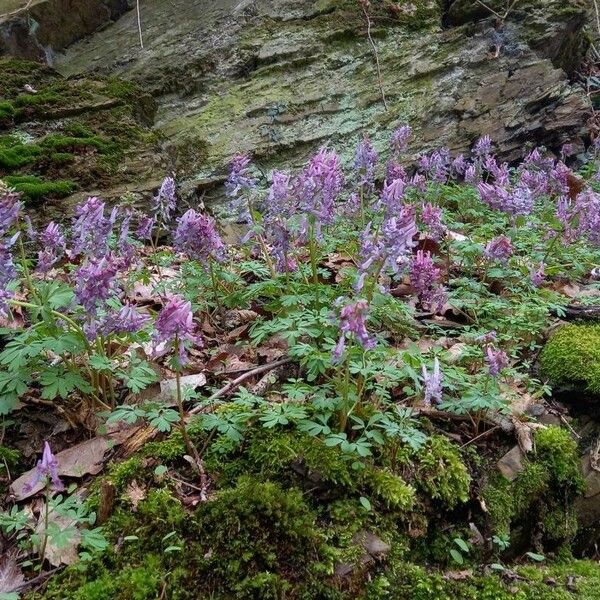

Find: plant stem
[17,231,39,305]
[338,353,351,432]
[39,487,50,566]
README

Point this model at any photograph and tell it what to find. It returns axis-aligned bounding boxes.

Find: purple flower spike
[297,147,344,226]
[485,346,509,377]
[421,203,446,240]
[484,236,513,263]
[530,261,545,287]
[24,441,64,493]
[152,295,203,364]
[354,136,378,192]
[0,187,21,236]
[71,197,117,258]
[391,125,412,154]
[101,304,150,336]
[153,176,177,224]
[473,135,493,158]
[332,300,376,362]
[0,233,19,315]
[136,214,155,241]
[225,154,256,199]
[36,222,66,273]
[410,250,446,313]
[422,357,443,405]
[174,209,225,263]
[74,257,118,312]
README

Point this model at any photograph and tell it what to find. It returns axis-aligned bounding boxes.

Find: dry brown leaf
[224,309,259,329]
[35,507,80,567]
[444,570,473,581]
[125,480,146,510]
[11,437,113,500]
[0,551,25,593]
[445,342,468,364]
[159,373,207,402]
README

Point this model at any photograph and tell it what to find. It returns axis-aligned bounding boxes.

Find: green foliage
[540,324,600,393]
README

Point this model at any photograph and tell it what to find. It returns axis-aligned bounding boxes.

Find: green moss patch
[540,324,600,394]
[482,426,584,546]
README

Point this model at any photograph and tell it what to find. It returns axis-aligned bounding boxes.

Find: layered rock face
[0,0,131,63]
[2,0,594,204]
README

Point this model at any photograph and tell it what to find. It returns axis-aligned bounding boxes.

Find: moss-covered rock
[0,57,163,213]
[482,426,584,551]
[540,324,600,394]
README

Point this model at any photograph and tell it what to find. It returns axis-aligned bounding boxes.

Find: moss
[535,426,584,492]
[106,456,145,493]
[408,435,471,508]
[0,101,16,121]
[0,143,43,169]
[42,554,165,600]
[540,324,600,394]
[12,91,64,108]
[2,175,76,202]
[364,467,415,510]
[482,426,583,550]
[40,133,116,154]
[193,476,335,594]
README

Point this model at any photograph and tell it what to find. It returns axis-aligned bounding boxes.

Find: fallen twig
[190,357,293,413]
[13,566,63,594]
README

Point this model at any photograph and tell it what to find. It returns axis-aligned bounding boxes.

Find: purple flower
[421,203,446,240]
[391,125,412,154]
[477,182,533,217]
[422,357,443,405]
[356,206,417,291]
[71,197,117,258]
[410,250,446,313]
[0,187,21,236]
[266,170,296,220]
[530,261,545,287]
[385,160,406,182]
[485,346,509,377]
[332,299,376,361]
[136,214,155,241]
[36,222,66,273]
[380,177,406,217]
[0,233,18,314]
[152,296,203,364]
[451,154,468,177]
[484,236,513,263]
[23,441,64,493]
[473,135,493,158]
[153,176,177,225]
[174,209,225,263]
[354,136,378,192]
[419,149,450,183]
[100,304,150,336]
[225,154,256,198]
[560,143,573,162]
[297,147,344,226]
[74,257,118,312]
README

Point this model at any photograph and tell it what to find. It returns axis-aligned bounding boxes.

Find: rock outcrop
[50,0,592,205]
[0,0,131,63]
[0,0,593,208]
